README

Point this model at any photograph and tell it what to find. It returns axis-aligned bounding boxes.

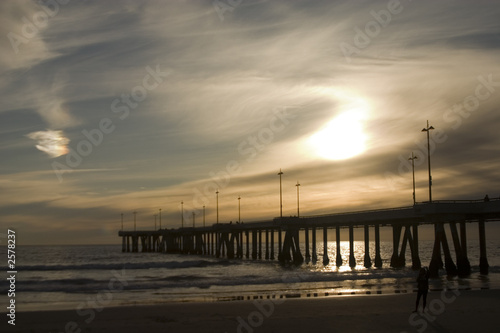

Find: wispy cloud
[0,0,58,71]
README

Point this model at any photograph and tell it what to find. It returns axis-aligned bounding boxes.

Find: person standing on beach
[414,267,430,312]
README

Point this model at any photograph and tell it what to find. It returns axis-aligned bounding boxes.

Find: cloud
[27,129,70,158]
[1,1,500,244]
[0,0,58,71]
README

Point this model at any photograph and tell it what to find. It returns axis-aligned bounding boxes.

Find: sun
[308,110,367,160]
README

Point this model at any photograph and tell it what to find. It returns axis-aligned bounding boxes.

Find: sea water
[0,240,499,312]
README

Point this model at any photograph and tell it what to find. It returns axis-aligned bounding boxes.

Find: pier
[119,199,500,276]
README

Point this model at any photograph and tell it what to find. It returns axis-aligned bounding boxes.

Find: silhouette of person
[484,195,490,202]
[414,267,430,312]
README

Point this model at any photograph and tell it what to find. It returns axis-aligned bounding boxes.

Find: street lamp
[154,214,157,230]
[238,196,241,223]
[278,169,283,218]
[121,213,123,231]
[181,201,184,228]
[203,205,206,227]
[159,208,162,229]
[192,211,195,228]
[216,190,219,224]
[133,211,137,231]
[408,152,418,205]
[421,120,435,202]
[296,181,300,217]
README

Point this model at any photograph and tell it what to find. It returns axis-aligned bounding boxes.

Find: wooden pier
[119,199,500,276]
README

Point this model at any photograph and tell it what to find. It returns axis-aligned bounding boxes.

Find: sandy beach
[2,289,499,333]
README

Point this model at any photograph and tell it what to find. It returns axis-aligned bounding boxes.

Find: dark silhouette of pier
[118,198,500,277]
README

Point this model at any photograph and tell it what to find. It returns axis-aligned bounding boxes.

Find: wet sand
[2,289,499,333]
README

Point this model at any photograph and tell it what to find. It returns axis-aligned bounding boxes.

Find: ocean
[1,239,499,312]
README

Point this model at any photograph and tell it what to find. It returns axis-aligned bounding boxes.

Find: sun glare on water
[308,110,367,160]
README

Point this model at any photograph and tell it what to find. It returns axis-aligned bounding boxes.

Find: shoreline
[7,283,495,313]
[2,289,500,333]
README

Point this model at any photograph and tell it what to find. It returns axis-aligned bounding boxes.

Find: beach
[2,244,499,332]
[2,289,499,333]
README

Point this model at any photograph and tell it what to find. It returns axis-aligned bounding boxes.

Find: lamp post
[192,211,195,228]
[296,181,300,217]
[421,120,435,202]
[181,201,184,228]
[216,190,219,224]
[159,208,162,229]
[133,211,137,231]
[408,152,418,205]
[238,196,241,223]
[154,214,157,230]
[203,205,206,227]
[121,213,123,231]
[278,169,283,218]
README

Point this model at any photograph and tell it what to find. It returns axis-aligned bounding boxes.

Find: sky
[1,0,500,245]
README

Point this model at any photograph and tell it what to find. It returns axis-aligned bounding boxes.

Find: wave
[3,259,240,272]
[3,265,498,295]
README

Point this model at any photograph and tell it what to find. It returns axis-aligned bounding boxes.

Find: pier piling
[411,224,421,270]
[323,226,329,266]
[398,226,409,267]
[336,226,342,267]
[349,225,356,268]
[479,220,489,275]
[390,225,402,268]
[265,229,269,260]
[251,231,257,260]
[278,228,282,259]
[450,222,470,276]
[305,227,310,264]
[364,225,371,268]
[439,223,458,276]
[270,229,275,260]
[374,224,382,268]
[258,230,262,260]
[312,227,317,264]
[245,231,249,259]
